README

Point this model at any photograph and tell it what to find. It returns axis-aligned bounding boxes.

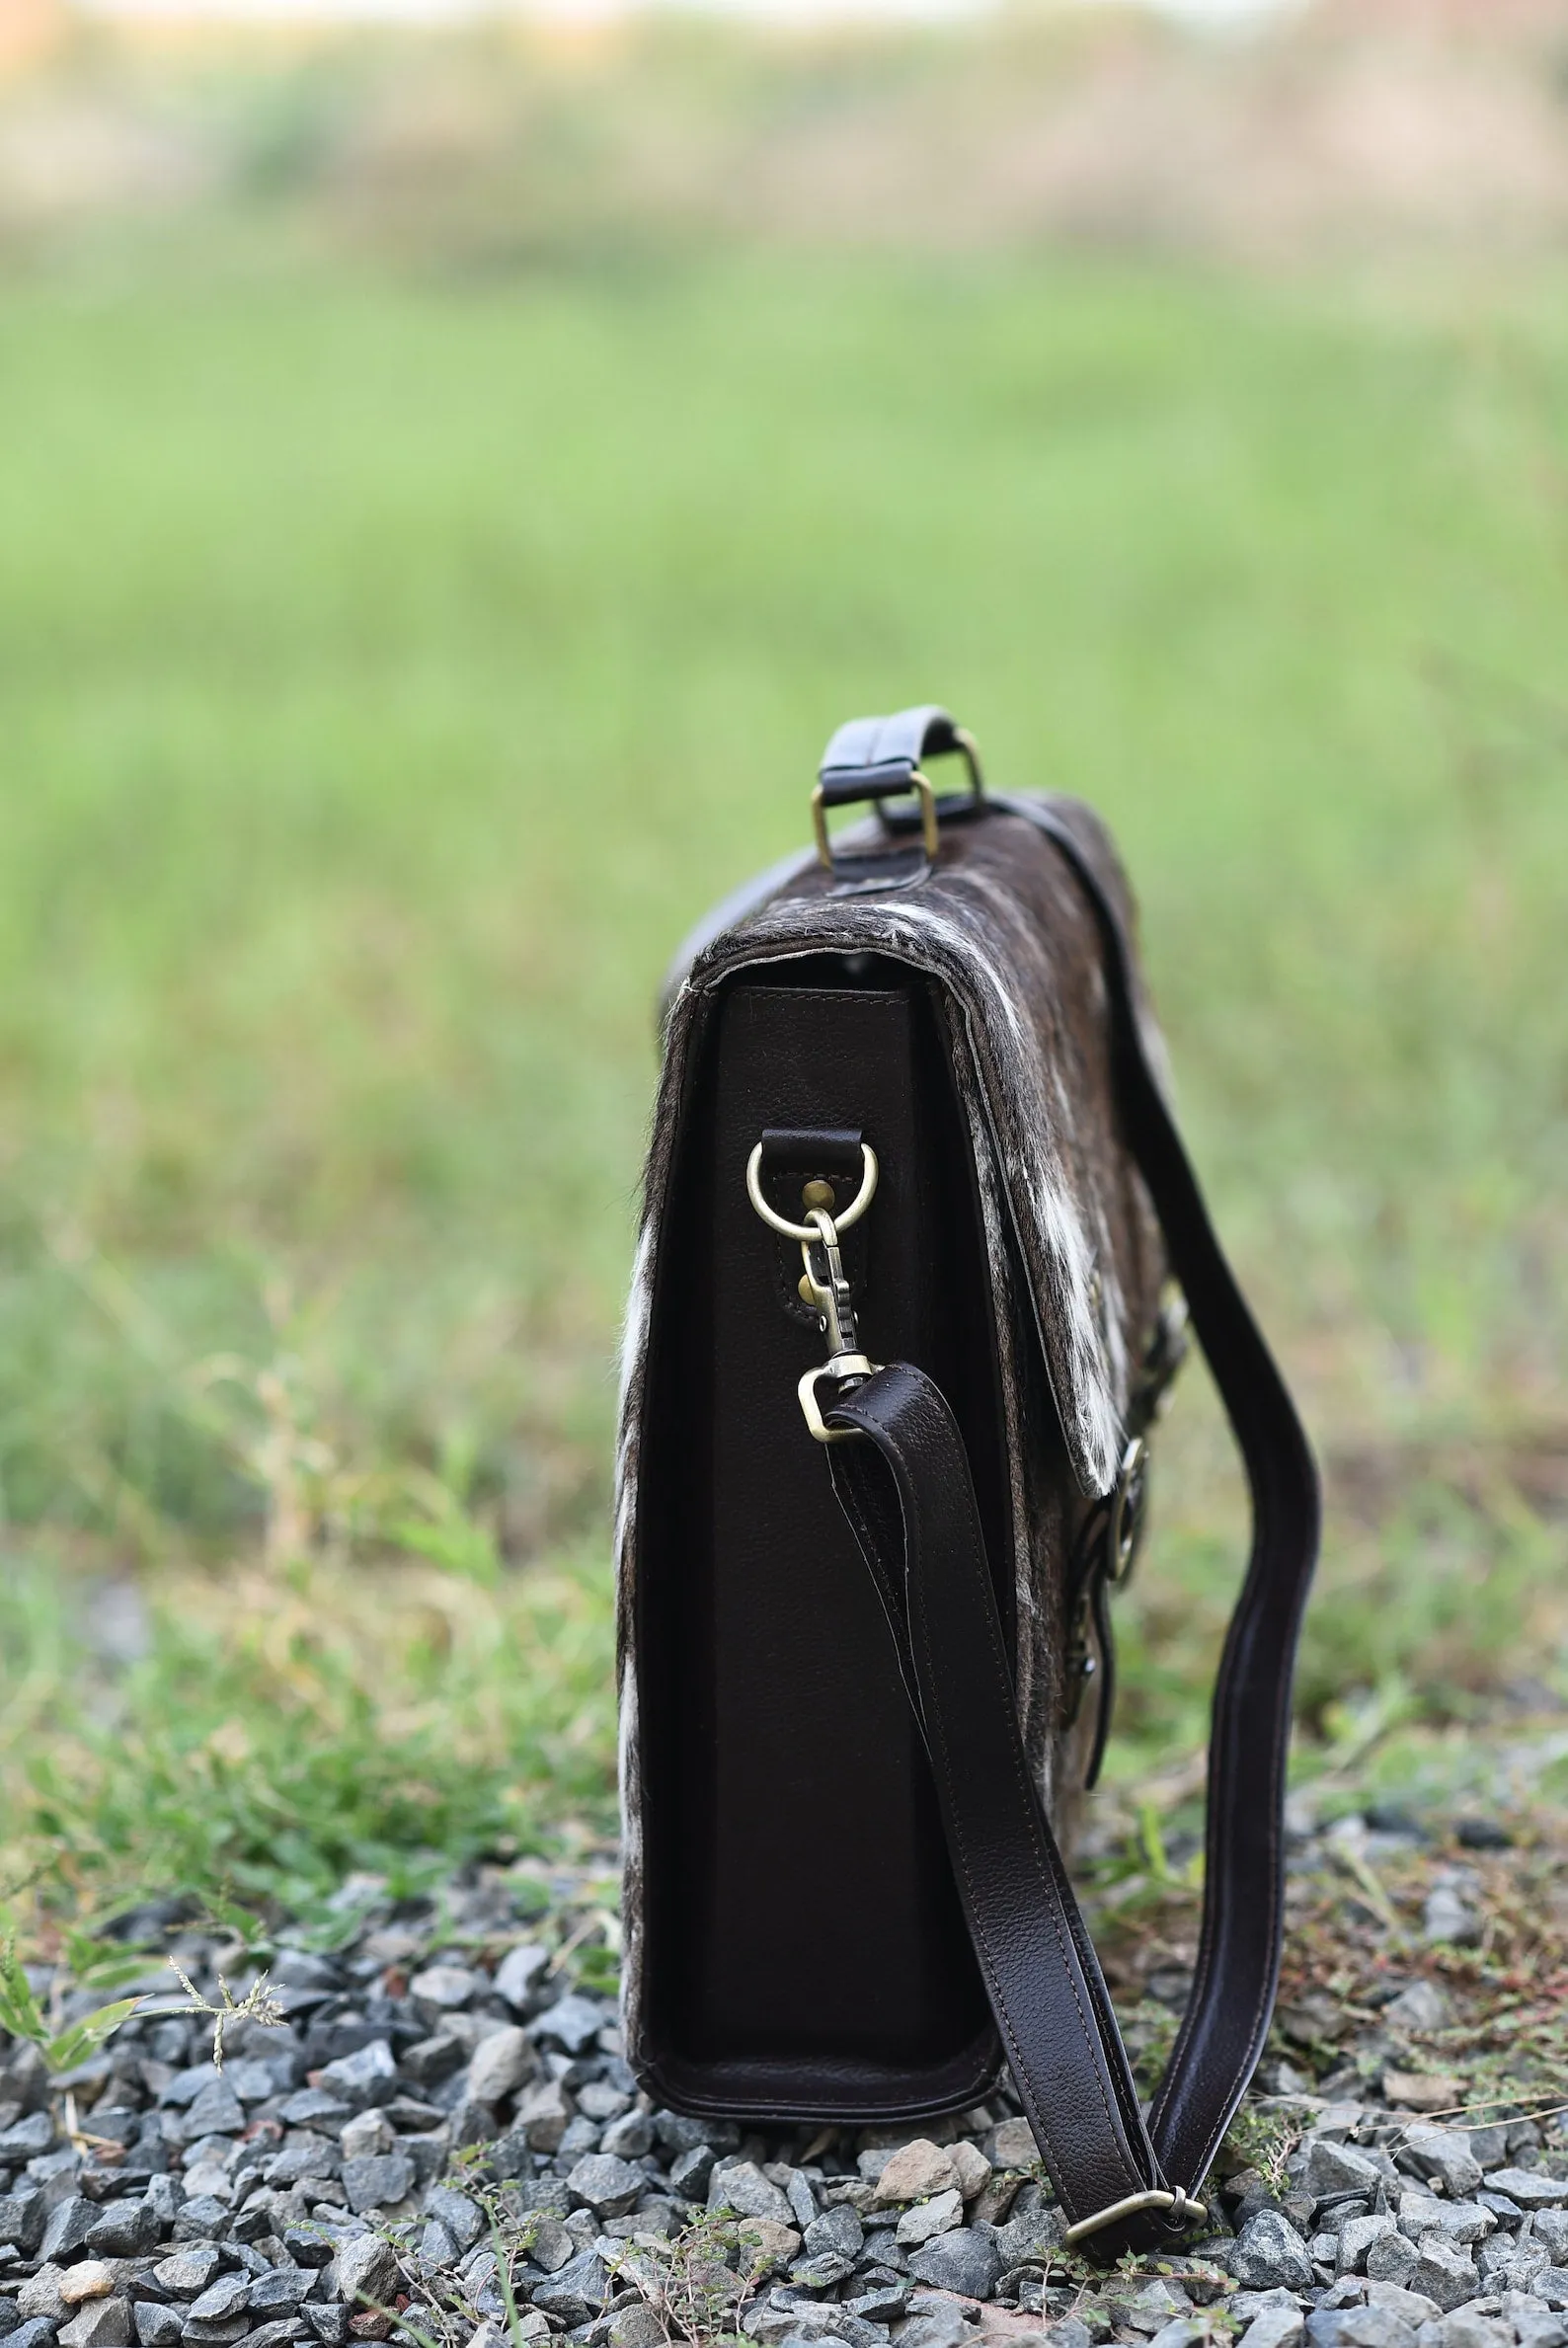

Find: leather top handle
[817,706,985,806]
[810,722,1319,2259]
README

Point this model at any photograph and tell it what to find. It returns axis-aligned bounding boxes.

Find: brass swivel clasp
[794,1205,879,1441]
[745,1140,881,1443]
[800,1205,861,1362]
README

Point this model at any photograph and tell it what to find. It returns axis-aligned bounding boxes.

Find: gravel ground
[1,1799,1564,2348]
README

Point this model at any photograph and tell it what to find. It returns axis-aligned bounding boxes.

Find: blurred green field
[2,239,1565,1928]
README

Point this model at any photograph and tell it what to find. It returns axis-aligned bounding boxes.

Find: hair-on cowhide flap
[620,794,1166,1518]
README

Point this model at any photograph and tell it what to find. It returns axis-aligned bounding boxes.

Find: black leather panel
[636,955,1018,2119]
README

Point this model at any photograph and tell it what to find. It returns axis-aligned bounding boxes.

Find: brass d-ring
[1106,1435,1148,1584]
[745,1142,879,1242]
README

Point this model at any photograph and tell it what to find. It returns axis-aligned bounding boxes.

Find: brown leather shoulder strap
[822,794,1320,2258]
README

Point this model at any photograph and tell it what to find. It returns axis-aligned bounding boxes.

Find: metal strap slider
[1062,2186,1208,2248]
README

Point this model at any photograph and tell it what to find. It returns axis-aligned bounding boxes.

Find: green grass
[0,1546,616,1934]
[1,238,1565,1922]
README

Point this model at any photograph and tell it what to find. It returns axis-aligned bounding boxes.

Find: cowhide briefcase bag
[614,708,1319,2258]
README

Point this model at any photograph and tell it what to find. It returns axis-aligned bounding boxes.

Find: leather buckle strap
[1067,1300,1186,1780]
[1062,1435,1148,1783]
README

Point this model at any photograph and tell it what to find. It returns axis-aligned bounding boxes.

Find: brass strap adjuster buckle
[812,726,985,873]
[1062,2186,1208,2248]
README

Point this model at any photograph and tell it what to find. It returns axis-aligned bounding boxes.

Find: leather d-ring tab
[758,1128,865,1179]
[753,1130,875,1330]
[754,1130,871,1228]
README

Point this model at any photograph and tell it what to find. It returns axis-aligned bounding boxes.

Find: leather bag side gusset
[615,794,1170,2084]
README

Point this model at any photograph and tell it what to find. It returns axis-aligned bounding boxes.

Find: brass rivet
[797,1273,816,1305]
[802,1179,835,1211]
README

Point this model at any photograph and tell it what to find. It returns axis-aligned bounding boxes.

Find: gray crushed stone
[0,1814,1565,2348]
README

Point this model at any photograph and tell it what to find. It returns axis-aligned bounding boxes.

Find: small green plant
[613,2208,766,2346]
[165,1956,286,2070]
[1219,2103,1302,2198]
[1128,2000,1180,2100]
[488,2217,545,2348]
[446,2142,496,2189]
[0,1934,143,2074]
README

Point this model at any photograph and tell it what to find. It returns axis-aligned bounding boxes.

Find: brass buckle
[1105,1435,1148,1586]
[814,769,938,869]
[1062,2186,1207,2248]
[811,726,984,873]
[798,1354,879,1445]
